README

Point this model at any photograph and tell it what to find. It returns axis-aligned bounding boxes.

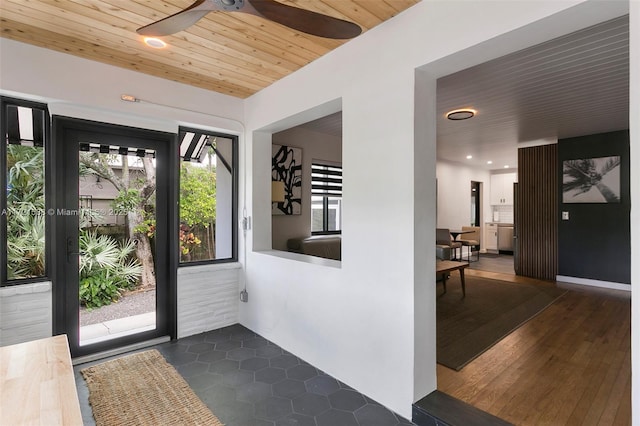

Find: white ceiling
[298,111,342,135]
[298,14,629,172]
[437,14,628,170]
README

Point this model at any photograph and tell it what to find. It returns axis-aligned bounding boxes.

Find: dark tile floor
[74,324,415,426]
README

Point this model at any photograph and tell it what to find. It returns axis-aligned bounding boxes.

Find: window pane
[327,197,342,231]
[311,162,342,234]
[311,195,324,233]
[179,129,235,263]
[5,105,46,279]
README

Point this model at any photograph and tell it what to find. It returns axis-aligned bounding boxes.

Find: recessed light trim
[144,37,167,49]
[446,109,476,120]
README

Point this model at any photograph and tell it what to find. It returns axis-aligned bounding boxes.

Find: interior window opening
[270,111,343,261]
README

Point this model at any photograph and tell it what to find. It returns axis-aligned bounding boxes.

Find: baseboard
[556,275,631,292]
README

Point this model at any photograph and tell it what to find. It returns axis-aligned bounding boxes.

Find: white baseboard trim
[556,275,631,292]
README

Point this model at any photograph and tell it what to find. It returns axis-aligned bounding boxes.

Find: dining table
[448,229,474,260]
[449,229,474,241]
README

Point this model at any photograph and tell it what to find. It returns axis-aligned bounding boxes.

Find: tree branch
[79,153,125,191]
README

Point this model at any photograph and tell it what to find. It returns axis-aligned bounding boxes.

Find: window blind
[311,163,342,197]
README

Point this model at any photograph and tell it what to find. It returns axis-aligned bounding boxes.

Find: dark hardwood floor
[437,266,631,425]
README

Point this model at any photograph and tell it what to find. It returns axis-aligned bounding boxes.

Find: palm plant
[6,204,45,279]
[79,230,143,308]
[6,145,46,279]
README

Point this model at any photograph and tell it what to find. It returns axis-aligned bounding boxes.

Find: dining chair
[436,228,462,260]
[460,226,480,261]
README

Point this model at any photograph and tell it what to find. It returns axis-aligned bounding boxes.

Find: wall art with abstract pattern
[272,144,302,215]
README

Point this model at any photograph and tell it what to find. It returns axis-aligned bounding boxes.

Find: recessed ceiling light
[487,160,493,165]
[143,37,167,49]
[466,155,473,159]
[446,109,476,120]
[504,165,509,169]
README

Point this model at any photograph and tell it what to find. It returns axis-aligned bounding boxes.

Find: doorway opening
[54,117,177,358]
[470,181,481,227]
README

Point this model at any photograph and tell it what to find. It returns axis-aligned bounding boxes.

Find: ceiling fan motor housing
[216,0,243,10]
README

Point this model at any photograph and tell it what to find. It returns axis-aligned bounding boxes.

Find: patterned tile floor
[75,324,415,426]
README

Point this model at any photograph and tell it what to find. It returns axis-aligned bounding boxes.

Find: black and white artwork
[562,156,621,203]
[272,144,302,215]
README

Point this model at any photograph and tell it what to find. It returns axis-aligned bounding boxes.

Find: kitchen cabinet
[490,172,517,205]
[485,223,498,252]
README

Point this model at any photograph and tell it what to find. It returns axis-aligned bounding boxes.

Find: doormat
[81,349,223,426]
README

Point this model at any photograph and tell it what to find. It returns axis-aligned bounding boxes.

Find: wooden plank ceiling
[0,0,419,98]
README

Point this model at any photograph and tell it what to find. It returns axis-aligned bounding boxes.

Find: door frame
[52,116,178,357]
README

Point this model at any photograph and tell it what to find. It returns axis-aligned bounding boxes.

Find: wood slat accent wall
[515,144,558,280]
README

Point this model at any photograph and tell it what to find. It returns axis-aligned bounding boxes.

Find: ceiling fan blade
[136,0,219,36]
[244,0,362,39]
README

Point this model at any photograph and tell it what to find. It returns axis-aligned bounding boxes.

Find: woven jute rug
[81,349,224,426]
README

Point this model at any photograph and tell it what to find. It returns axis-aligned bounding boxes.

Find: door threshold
[72,336,170,365]
[79,312,156,346]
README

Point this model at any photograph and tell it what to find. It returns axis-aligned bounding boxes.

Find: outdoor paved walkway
[80,312,155,346]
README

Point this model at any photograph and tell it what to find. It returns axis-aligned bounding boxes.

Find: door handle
[67,237,80,262]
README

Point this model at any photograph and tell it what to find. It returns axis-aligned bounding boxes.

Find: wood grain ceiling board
[0,0,419,98]
[436,15,629,170]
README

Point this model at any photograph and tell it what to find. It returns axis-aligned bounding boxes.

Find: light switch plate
[562,211,569,220]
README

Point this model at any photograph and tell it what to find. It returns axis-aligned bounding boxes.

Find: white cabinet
[485,223,498,251]
[490,172,517,205]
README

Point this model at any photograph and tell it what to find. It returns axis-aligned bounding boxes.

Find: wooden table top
[1,335,83,425]
[436,260,470,274]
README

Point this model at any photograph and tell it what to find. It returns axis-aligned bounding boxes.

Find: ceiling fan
[137,0,362,39]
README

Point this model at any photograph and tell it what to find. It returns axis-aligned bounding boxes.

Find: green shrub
[78,231,142,309]
[79,270,124,309]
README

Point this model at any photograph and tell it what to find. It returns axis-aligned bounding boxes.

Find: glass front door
[77,148,158,346]
[55,119,175,357]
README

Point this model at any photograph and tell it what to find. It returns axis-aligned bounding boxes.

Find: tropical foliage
[79,152,157,289]
[5,145,46,279]
[6,143,220,308]
[180,162,216,261]
[78,230,142,309]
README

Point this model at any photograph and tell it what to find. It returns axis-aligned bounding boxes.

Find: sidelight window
[1,97,49,283]
[178,127,237,264]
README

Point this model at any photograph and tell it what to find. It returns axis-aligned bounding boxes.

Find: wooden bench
[436,260,470,297]
[1,335,82,425]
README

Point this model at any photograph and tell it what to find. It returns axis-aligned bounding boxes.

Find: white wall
[629,0,639,419]
[271,126,342,250]
[0,38,244,134]
[241,0,627,418]
[215,137,234,259]
[436,161,492,233]
[0,39,244,346]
